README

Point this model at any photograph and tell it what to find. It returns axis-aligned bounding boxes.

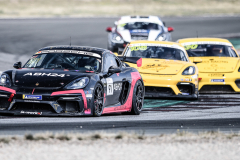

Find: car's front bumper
[0,87,92,116]
[141,73,198,99]
[199,72,240,93]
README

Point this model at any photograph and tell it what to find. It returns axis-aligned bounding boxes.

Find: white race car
[106,15,174,52]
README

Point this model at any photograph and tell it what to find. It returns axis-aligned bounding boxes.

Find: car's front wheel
[92,83,104,117]
[130,80,144,115]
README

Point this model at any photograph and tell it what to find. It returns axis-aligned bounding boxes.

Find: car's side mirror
[13,61,22,69]
[106,27,112,32]
[193,57,202,63]
[108,66,121,74]
[167,27,174,32]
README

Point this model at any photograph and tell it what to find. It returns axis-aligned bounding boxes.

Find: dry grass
[0,0,240,17]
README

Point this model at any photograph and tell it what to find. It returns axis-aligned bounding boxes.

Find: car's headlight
[182,66,195,75]
[156,33,167,41]
[112,33,124,43]
[0,74,11,87]
[65,77,89,90]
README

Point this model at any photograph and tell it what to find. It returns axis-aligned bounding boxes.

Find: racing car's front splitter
[198,72,240,93]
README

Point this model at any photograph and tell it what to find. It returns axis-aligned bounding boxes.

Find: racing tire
[130,80,144,115]
[92,83,104,117]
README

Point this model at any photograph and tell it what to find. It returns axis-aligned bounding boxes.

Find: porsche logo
[36,83,39,86]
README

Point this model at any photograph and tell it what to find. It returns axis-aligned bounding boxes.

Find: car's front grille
[177,85,193,95]
[131,35,148,40]
[145,86,174,95]
[200,85,235,93]
[235,80,240,89]
[0,98,10,109]
[11,102,55,112]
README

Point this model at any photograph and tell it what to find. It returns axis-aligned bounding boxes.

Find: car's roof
[38,46,108,55]
[130,40,183,47]
[117,15,163,25]
[177,37,232,44]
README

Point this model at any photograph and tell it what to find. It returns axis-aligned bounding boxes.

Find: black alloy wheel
[93,83,104,117]
[131,80,144,115]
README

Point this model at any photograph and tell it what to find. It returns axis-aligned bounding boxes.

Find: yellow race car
[118,40,199,99]
[178,38,239,93]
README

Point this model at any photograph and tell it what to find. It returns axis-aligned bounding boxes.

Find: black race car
[0,46,144,117]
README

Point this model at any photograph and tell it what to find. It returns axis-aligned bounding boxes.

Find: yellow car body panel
[178,38,240,93]
[120,40,199,99]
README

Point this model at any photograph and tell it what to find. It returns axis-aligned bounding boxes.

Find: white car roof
[116,15,164,26]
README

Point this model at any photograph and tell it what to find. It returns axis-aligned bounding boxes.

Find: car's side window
[103,53,118,72]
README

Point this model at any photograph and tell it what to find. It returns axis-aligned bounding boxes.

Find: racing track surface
[0,16,240,135]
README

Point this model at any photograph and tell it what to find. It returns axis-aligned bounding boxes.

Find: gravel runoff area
[0,131,240,160]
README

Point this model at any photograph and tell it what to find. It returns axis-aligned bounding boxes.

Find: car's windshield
[119,22,160,30]
[184,44,237,57]
[125,45,188,61]
[23,53,102,72]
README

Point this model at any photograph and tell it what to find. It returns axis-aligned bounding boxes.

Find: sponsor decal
[53,104,60,111]
[128,43,185,52]
[114,83,122,91]
[182,93,190,95]
[23,95,42,100]
[184,44,198,50]
[191,75,198,79]
[20,111,42,115]
[24,100,40,103]
[23,72,66,77]
[106,78,113,95]
[39,50,101,58]
[86,94,92,98]
[129,46,148,51]
[208,74,223,77]
[182,41,232,47]
[211,79,225,82]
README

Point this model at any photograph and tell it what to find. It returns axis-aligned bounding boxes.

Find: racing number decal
[184,44,198,50]
[106,78,113,95]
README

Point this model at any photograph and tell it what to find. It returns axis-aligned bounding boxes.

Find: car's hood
[189,57,240,73]
[137,59,188,75]
[13,69,91,88]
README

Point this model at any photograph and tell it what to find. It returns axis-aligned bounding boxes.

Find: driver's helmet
[92,58,99,71]
[211,46,223,56]
[163,48,174,59]
[148,23,155,29]
[51,56,64,66]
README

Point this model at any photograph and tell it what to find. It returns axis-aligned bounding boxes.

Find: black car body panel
[0,46,144,116]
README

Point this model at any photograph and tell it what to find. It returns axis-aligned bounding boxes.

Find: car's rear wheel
[93,83,104,117]
[130,80,144,115]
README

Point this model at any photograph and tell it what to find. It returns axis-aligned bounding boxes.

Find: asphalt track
[0,16,240,135]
